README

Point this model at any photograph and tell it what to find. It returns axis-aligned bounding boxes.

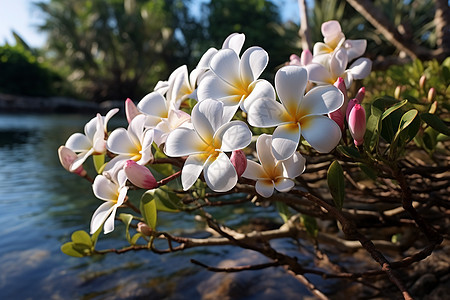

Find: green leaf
[90,226,102,248]
[153,187,181,212]
[93,154,106,174]
[61,242,86,257]
[140,191,157,230]
[275,201,290,223]
[336,145,361,159]
[421,113,450,136]
[364,106,382,151]
[119,213,134,244]
[130,233,142,245]
[358,163,377,180]
[381,99,408,120]
[301,215,318,238]
[398,109,419,132]
[327,161,345,210]
[71,230,92,246]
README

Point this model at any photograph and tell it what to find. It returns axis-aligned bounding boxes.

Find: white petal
[241,79,275,112]
[107,128,137,155]
[255,179,275,198]
[275,66,307,116]
[137,92,169,118]
[214,121,252,152]
[256,134,276,172]
[222,33,245,55]
[247,98,289,128]
[65,133,91,152]
[300,85,344,117]
[301,115,342,153]
[196,74,238,103]
[241,159,267,180]
[84,117,98,141]
[349,58,372,80]
[128,114,147,147]
[274,178,295,192]
[70,148,94,171]
[321,20,342,39]
[313,42,333,56]
[220,99,241,123]
[90,201,115,234]
[306,63,334,85]
[192,99,224,143]
[164,127,207,157]
[272,123,301,161]
[204,152,237,192]
[197,47,218,69]
[104,108,119,132]
[281,152,306,178]
[181,154,208,191]
[92,175,119,201]
[345,39,367,61]
[103,206,118,234]
[209,48,240,87]
[240,46,268,83]
[330,49,348,78]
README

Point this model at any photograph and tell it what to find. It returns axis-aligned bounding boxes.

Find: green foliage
[0,44,62,96]
[61,229,100,257]
[140,190,158,230]
[327,160,345,210]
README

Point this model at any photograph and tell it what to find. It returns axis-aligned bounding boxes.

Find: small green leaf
[140,191,157,230]
[90,226,102,248]
[336,145,361,159]
[301,215,318,238]
[61,242,85,257]
[275,201,290,223]
[119,213,134,243]
[327,161,345,210]
[421,113,450,136]
[153,187,181,212]
[358,163,377,180]
[130,233,142,245]
[398,109,418,131]
[381,99,408,120]
[93,154,106,174]
[71,230,92,246]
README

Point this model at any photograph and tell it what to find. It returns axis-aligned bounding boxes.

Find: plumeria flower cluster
[58,21,372,235]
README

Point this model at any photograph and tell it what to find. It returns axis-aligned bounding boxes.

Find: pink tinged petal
[103,206,118,234]
[301,85,344,117]
[230,150,247,177]
[305,63,333,85]
[90,201,115,234]
[70,148,95,172]
[181,154,208,191]
[241,79,275,113]
[300,49,313,65]
[346,98,359,122]
[301,115,342,153]
[239,46,268,83]
[334,77,349,113]
[348,58,372,80]
[125,98,140,123]
[214,121,252,152]
[192,99,224,142]
[209,49,241,87]
[289,54,301,66]
[272,123,301,161]
[168,109,191,128]
[255,179,275,198]
[107,128,137,155]
[330,49,348,78]
[137,92,169,118]
[281,151,306,179]
[164,127,207,157]
[93,175,120,201]
[275,66,307,116]
[274,178,295,192]
[256,134,277,173]
[222,33,245,55]
[348,104,366,146]
[345,39,367,61]
[204,152,237,192]
[355,87,365,103]
[242,159,267,180]
[65,132,91,152]
[329,109,345,132]
[58,146,87,176]
[321,20,342,39]
[196,74,239,103]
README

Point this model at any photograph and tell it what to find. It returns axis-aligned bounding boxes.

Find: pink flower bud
[427,88,436,103]
[346,98,359,122]
[355,87,365,103]
[348,104,366,146]
[230,150,247,177]
[137,222,153,236]
[394,86,402,100]
[58,146,87,177]
[419,75,426,90]
[334,77,349,113]
[124,160,157,189]
[300,49,313,66]
[289,54,301,66]
[125,98,141,124]
[329,109,345,132]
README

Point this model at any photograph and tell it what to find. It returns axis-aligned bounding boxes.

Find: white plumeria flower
[197,45,275,121]
[104,114,154,174]
[137,91,173,128]
[65,108,119,171]
[164,99,252,192]
[307,48,372,88]
[247,65,343,160]
[153,109,191,146]
[313,20,367,64]
[90,170,128,234]
[242,134,306,198]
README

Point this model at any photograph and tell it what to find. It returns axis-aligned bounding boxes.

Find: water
[0,113,324,299]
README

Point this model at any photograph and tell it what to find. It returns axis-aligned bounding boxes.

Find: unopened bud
[394,86,402,100]
[58,146,87,177]
[230,150,247,177]
[427,88,436,102]
[125,98,141,124]
[334,77,348,113]
[346,98,359,122]
[300,49,313,66]
[289,54,301,66]
[419,75,426,90]
[137,222,153,236]
[124,160,158,189]
[329,110,345,132]
[355,87,365,103]
[348,104,366,146]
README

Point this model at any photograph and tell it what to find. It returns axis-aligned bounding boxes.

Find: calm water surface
[0,113,328,299]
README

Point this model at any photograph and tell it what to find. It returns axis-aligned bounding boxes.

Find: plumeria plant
[58,20,449,299]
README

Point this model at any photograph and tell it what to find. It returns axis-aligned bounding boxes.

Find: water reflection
[0,113,324,299]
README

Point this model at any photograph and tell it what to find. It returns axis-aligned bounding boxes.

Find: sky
[0,0,301,48]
